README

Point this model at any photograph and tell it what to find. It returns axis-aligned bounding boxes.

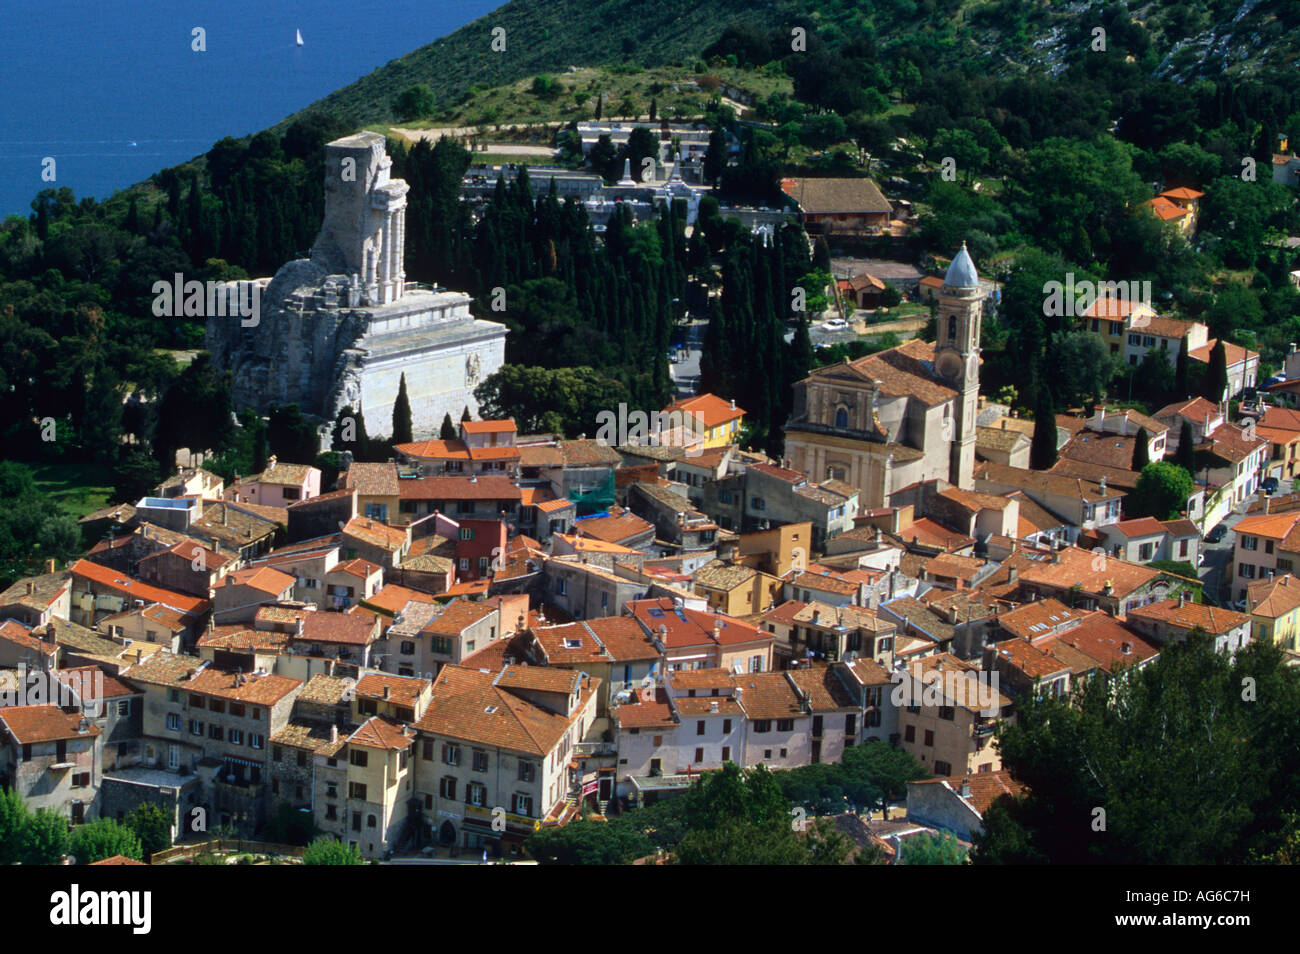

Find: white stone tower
[312,132,409,306]
[933,242,983,489]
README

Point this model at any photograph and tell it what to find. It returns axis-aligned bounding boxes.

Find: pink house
[232,456,321,507]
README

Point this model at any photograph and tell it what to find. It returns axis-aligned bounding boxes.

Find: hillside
[274,0,1300,132]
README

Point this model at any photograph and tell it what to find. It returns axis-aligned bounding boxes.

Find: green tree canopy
[302,837,364,865]
[69,818,143,864]
[973,632,1300,864]
[1128,460,1194,520]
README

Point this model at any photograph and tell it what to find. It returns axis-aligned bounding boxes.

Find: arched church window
[947,318,957,341]
[834,407,849,429]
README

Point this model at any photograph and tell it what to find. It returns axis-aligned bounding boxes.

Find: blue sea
[0,0,500,218]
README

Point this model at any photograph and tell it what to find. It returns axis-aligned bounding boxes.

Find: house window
[442,743,461,766]
[753,720,771,733]
[249,733,264,749]
[923,729,934,747]
[694,747,704,763]
[904,725,915,742]
[518,761,536,782]
[189,720,203,736]
[1242,536,1259,551]
[422,740,434,760]
[166,713,181,732]
[934,760,953,777]
[473,750,488,772]
[467,782,487,806]
[230,704,245,718]
[555,578,567,595]
[722,746,731,762]
[440,777,457,799]
[349,782,367,800]
[400,641,415,656]
[723,719,732,734]
[777,718,794,732]
[208,724,224,741]
[230,729,243,745]
[73,772,90,788]
[116,700,130,717]
[697,720,706,736]
[938,706,955,721]
[459,528,474,541]
[511,794,534,818]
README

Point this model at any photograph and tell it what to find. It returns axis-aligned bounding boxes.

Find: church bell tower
[934,242,982,489]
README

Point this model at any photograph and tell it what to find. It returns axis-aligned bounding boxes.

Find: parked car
[821,318,849,331]
[1205,524,1228,543]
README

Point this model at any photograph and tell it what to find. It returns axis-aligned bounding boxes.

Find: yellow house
[1247,574,1300,649]
[660,393,745,450]
[344,715,416,858]
[693,560,784,616]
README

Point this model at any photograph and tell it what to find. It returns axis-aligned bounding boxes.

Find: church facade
[206,132,507,444]
[784,244,983,510]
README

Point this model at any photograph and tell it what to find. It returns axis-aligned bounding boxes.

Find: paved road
[1199,500,1255,606]
[670,320,706,398]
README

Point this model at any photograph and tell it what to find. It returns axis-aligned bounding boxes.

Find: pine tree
[1175,419,1197,474]
[391,373,413,446]
[1030,387,1058,471]
[440,412,457,440]
[1132,426,1151,471]
[461,406,472,422]
[124,195,140,235]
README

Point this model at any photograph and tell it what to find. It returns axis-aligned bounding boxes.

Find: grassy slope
[271,0,789,131]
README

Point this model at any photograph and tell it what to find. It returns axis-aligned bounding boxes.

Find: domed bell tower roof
[943,242,980,289]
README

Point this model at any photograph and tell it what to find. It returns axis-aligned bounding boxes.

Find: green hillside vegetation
[275,0,1300,132]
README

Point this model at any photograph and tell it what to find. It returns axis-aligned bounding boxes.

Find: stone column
[396,209,406,292]
[382,211,394,302]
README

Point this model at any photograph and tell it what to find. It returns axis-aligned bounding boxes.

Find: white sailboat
[295,28,303,46]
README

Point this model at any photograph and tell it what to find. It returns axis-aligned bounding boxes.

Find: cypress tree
[1030,387,1058,471]
[1175,335,1190,399]
[440,412,457,440]
[461,406,472,422]
[391,373,413,446]
[1202,340,1229,404]
[1132,426,1150,471]
[1175,419,1197,474]
[124,195,140,235]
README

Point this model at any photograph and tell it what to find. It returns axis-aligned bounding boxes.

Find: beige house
[892,653,1012,777]
[0,706,101,824]
[412,664,600,856]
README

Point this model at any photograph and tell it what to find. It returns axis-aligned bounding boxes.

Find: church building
[783,244,983,509]
[206,132,507,445]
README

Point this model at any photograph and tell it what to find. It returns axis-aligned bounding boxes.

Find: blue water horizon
[0,0,499,219]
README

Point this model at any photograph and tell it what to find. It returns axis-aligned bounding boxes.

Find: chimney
[383,685,391,700]
[331,724,339,743]
[1099,476,1106,493]
[24,581,34,595]
[1007,566,1018,582]
[959,776,971,797]
[709,700,718,712]
[1178,591,1186,608]
[45,558,55,574]
[1121,641,1132,654]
